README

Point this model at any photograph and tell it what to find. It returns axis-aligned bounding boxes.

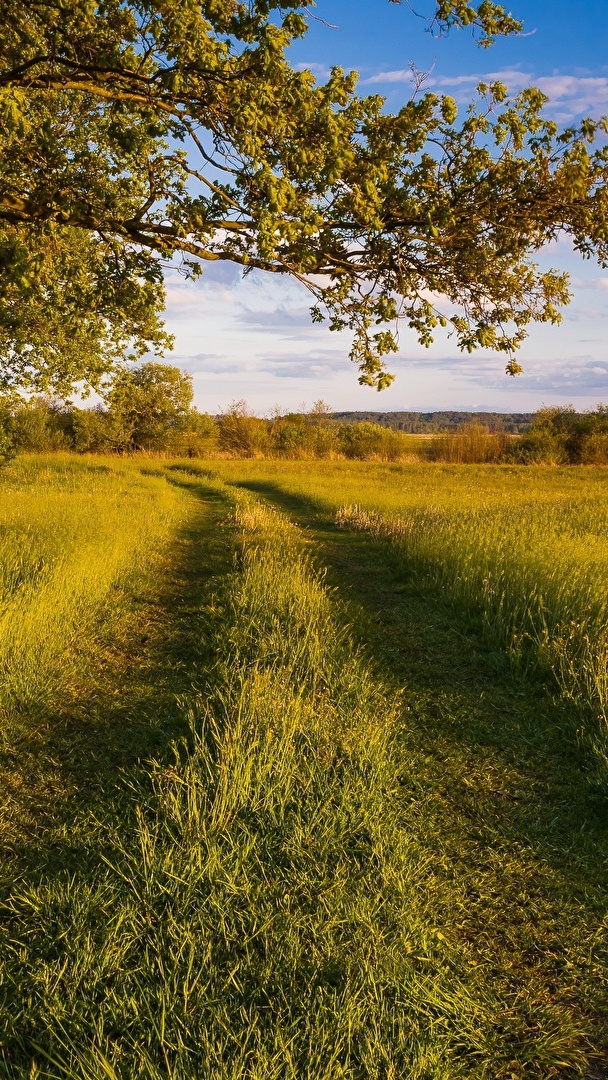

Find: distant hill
[331,411,535,434]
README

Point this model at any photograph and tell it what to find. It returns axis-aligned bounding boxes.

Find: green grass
[0,455,185,728]
[206,459,608,761]
[0,456,607,1078]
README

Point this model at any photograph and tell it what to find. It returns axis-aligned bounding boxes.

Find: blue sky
[164,1,608,415]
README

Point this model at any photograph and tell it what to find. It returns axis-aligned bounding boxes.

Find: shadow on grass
[233,479,608,880]
[0,479,233,887]
[2,471,607,1075]
[234,481,608,1065]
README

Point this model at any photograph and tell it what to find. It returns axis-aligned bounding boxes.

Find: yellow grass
[0,455,184,724]
[206,459,608,757]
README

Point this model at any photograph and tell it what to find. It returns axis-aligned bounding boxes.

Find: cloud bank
[363,68,608,121]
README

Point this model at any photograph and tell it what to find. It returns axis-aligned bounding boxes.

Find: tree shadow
[233,478,608,1065]
[232,479,608,876]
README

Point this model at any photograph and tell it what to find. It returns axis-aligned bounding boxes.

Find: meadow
[211,459,608,760]
[0,454,607,1078]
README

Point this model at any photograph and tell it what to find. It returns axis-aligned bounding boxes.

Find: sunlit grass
[0,455,183,726]
[205,459,608,758]
[1,458,607,1077]
[5,479,603,1077]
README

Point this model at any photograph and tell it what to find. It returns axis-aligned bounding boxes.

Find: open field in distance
[0,454,607,1079]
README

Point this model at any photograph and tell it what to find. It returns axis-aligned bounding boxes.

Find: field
[1,454,607,1079]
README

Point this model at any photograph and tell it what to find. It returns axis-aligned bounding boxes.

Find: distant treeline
[1,364,607,465]
[331,411,535,433]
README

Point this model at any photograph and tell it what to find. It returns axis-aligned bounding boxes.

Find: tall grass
[1,464,605,1075]
[334,499,608,742]
[206,460,608,758]
[429,423,509,463]
[4,480,591,1079]
[0,455,182,724]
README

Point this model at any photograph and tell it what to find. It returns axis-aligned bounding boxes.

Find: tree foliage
[5,377,608,465]
[514,405,608,465]
[105,361,195,449]
[0,364,216,454]
[1,1,608,392]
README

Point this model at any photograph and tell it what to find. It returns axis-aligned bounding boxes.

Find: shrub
[338,422,405,460]
[163,411,218,457]
[513,406,608,465]
[579,431,608,465]
[217,400,269,457]
[68,406,125,453]
[11,400,69,452]
[269,413,338,458]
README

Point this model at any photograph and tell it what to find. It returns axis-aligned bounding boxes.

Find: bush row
[3,369,608,465]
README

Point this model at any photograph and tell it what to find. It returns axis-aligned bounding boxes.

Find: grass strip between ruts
[1,478,603,1078]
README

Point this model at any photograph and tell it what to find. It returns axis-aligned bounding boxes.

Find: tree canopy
[1,1,608,394]
[105,360,194,449]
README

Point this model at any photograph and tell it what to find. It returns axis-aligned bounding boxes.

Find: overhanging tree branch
[0,0,607,394]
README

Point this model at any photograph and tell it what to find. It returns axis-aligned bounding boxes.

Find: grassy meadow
[0,457,183,724]
[0,455,607,1078]
[211,459,608,759]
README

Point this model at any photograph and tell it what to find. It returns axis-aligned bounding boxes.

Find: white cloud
[235,305,314,330]
[537,75,605,97]
[434,70,530,90]
[462,354,608,394]
[363,67,529,88]
[363,69,416,85]
[179,347,350,381]
[294,61,331,80]
[363,68,608,119]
